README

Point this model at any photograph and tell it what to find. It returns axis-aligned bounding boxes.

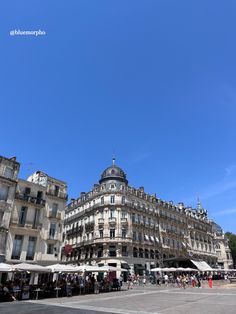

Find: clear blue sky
[1,1,236,233]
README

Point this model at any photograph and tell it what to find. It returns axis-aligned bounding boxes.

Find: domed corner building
[63,159,219,278]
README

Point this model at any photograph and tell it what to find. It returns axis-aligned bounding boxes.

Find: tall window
[4,167,13,179]
[133,231,136,241]
[24,187,31,195]
[110,195,115,204]
[0,184,9,201]
[110,208,115,218]
[19,206,27,226]
[122,246,127,256]
[11,235,23,259]
[132,213,135,223]
[121,210,126,218]
[138,232,142,241]
[52,203,58,218]
[49,223,56,239]
[99,229,104,238]
[33,208,40,228]
[101,196,104,205]
[97,246,103,258]
[55,185,59,196]
[121,196,125,205]
[109,245,116,257]
[110,229,115,239]
[122,228,127,238]
[47,243,54,254]
[26,237,36,260]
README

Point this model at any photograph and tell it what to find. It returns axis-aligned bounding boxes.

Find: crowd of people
[125,272,229,290]
[0,273,124,302]
[0,270,233,302]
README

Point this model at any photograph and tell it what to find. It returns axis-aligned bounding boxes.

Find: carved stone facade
[63,161,222,274]
[0,155,67,265]
[213,223,233,269]
[0,156,20,262]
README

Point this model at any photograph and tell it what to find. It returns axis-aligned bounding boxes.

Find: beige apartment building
[213,223,233,269]
[0,156,20,262]
[0,155,67,265]
[6,171,67,265]
[62,160,231,274]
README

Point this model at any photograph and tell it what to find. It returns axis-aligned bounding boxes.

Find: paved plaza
[0,284,236,314]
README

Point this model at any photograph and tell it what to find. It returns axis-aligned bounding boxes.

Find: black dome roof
[99,163,128,184]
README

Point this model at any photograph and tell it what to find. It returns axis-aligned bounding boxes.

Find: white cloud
[225,164,236,177]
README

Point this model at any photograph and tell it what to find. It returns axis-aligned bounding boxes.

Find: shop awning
[190,260,212,271]
[144,235,149,241]
[150,236,154,242]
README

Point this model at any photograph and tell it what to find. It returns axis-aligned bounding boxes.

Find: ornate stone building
[6,171,67,265]
[0,156,20,262]
[0,155,67,265]
[63,160,219,274]
[212,223,233,269]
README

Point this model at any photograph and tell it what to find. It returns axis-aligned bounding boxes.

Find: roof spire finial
[197,197,202,210]
[112,155,116,165]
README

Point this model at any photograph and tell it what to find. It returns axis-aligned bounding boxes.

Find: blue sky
[1,1,236,233]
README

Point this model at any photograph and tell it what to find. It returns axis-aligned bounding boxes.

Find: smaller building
[0,156,20,262]
[5,169,67,265]
[213,223,233,269]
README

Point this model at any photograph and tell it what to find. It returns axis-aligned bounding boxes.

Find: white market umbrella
[162,267,177,272]
[14,263,50,272]
[46,264,77,273]
[183,267,198,272]
[75,265,102,272]
[99,265,128,272]
[151,267,163,272]
[0,262,14,272]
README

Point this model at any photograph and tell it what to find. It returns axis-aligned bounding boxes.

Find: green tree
[225,232,236,268]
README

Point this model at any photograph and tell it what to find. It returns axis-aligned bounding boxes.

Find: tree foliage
[225,232,236,268]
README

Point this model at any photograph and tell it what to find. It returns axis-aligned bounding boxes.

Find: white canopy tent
[151,267,163,272]
[14,263,51,272]
[46,264,77,273]
[0,263,14,272]
[75,265,128,273]
[98,265,128,272]
[75,265,103,272]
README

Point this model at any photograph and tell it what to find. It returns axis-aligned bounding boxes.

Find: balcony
[120,217,128,225]
[98,218,104,225]
[109,217,117,224]
[46,189,68,200]
[15,192,46,207]
[85,221,95,232]
[48,232,60,241]
[121,252,129,257]
[11,219,42,230]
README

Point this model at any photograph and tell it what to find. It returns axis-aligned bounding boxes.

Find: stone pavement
[0,283,236,314]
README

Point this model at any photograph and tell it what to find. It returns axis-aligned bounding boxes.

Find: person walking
[208,274,213,288]
[164,274,169,286]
